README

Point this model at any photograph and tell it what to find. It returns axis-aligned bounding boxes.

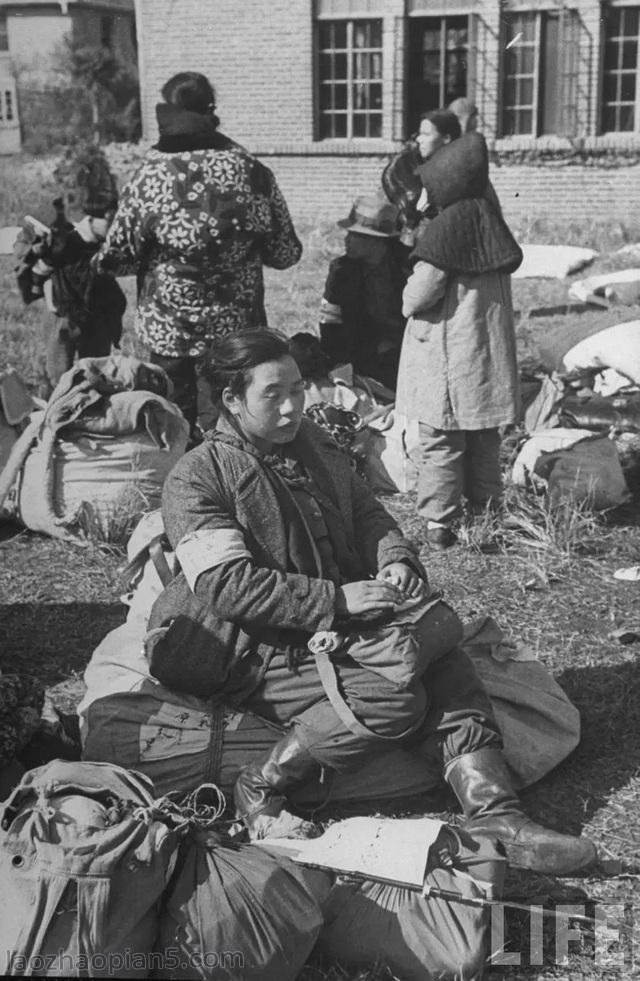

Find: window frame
[0,87,17,128]
[0,11,8,53]
[315,17,384,141]
[601,4,640,134]
[501,10,542,137]
[500,7,580,138]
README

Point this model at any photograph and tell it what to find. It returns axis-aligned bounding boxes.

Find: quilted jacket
[97,111,301,358]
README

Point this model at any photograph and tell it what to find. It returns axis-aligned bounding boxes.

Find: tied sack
[154,787,333,981]
[0,760,180,978]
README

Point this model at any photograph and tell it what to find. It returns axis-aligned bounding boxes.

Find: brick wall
[136,0,314,146]
[258,152,640,228]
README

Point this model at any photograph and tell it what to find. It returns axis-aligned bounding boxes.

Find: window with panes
[0,88,15,126]
[317,19,383,139]
[602,6,640,132]
[501,9,579,137]
[0,12,8,52]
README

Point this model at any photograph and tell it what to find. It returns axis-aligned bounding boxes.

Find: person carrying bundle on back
[14,147,125,392]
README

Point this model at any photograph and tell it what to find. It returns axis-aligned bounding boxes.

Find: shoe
[233,728,322,841]
[446,748,598,875]
[426,526,458,550]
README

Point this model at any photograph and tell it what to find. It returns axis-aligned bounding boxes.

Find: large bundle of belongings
[0,354,189,539]
[516,320,640,507]
[79,510,582,804]
[0,756,506,980]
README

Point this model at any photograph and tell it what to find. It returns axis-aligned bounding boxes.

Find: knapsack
[0,760,181,978]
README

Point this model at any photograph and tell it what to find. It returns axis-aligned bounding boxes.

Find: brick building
[0,0,136,152]
[134,0,640,225]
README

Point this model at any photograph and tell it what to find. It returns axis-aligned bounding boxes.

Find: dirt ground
[2,155,640,978]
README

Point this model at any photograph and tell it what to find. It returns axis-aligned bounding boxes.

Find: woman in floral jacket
[96,72,302,435]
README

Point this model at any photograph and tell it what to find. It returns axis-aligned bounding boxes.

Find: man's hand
[335,579,404,617]
[377,562,426,600]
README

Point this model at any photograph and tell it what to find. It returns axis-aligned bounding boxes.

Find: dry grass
[2,150,640,980]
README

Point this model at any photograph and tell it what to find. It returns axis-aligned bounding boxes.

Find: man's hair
[203,329,291,408]
[288,332,331,382]
[161,72,216,115]
[419,109,462,142]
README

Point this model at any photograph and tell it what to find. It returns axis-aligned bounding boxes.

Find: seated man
[145,328,596,874]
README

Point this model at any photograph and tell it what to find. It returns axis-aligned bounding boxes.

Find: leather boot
[446,748,598,875]
[233,728,322,841]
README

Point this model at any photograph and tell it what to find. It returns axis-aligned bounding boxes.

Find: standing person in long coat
[396,132,522,549]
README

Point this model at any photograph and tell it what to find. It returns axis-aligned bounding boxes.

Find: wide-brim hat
[338,193,400,237]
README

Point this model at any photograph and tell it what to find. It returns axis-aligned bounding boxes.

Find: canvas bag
[154,787,333,981]
[0,760,181,978]
[462,618,581,789]
[319,827,504,981]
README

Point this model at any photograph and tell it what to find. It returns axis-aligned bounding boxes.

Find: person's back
[96,71,301,437]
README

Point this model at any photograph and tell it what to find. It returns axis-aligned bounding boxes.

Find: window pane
[519,47,535,75]
[622,40,638,70]
[371,52,382,79]
[320,53,333,80]
[603,74,619,103]
[623,7,639,36]
[620,103,635,129]
[369,113,382,138]
[519,79,534,106]
[353,113,367,136]
[354,82,368,110]
[604,40,620,71]
[422,52,440,85]
[504,79,518,107]
[621,72,637,101]
[601,105,616,132]
[354,23,368,48]
[422,28,440,52]
[319,84,333,111]
[447,26,467,49]
[334,84,347,110]
[369,20,382,48]
[369,83,382,109]
[334,53,347,79]
[515,109,533,134]
[510,13,536,42]
[319,22,333,48]
[607,7,622,35]
[502,109,517,135]
[336,113,348,137]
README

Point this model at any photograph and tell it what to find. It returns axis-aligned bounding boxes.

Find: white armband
[176,528,252,591]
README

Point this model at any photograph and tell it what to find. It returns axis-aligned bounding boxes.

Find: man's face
[224,356,306,451]
[416,120,449,160]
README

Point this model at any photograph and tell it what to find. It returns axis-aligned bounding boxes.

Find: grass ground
[2,153,640,979]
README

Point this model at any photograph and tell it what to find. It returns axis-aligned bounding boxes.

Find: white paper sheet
[256,815,444,888]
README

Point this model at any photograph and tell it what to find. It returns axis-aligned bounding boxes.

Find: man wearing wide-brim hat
[319,191,409,391]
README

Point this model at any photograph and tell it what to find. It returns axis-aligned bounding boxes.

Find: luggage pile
[0,759,502,980]
[0,354,189,541]
[515,321,640,508]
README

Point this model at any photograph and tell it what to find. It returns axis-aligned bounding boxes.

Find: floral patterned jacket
[96,133,302,358]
